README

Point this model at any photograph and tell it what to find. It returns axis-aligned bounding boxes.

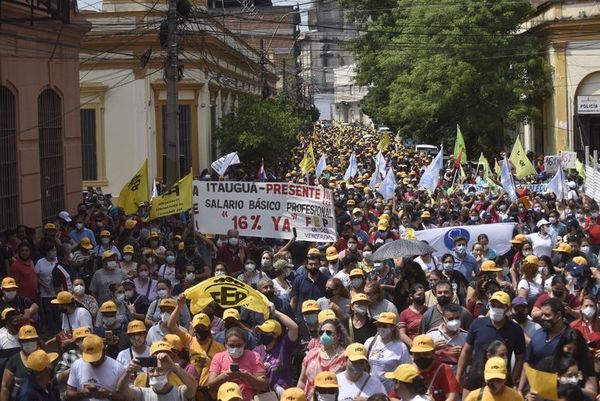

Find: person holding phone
[116,344,198,400]
[116,320,150,369]
[206,327,268,401]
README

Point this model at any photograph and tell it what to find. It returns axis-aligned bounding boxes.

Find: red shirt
[399,306,426,339]
[216,244,247,276]
[588,224,600,245]
[389,361,459,401]
[9,258,38,301]
[570,319,600,348]
[534,292,580,310]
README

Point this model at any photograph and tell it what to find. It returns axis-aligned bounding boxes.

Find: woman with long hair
[298,319,349,399]
[517,255,543,306]
[570,296,600,350]
[398,284,427,348]
[462,340,509,398]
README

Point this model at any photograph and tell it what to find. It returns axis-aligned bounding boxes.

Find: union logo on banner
[443,228,470,250]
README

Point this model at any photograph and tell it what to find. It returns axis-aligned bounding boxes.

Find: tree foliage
[341,0,553,153]
[215,96,304,168]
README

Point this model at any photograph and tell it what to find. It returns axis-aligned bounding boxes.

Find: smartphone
[87,384,98,393]
[105,330,113,338]
[137,357,158,367]
[230,363,239,372]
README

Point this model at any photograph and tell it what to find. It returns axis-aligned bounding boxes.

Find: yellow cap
[280,387,307,401]
[100,300,118,313]
[510,234,527,244]
[421,211,431,218]
[552,243,572,253]
[18,324,39,340]
[384,364,420,383]
[123,245,134,254]
[102,250,116,259]
[44,223,57,230]
[72,326,92,341]
[51,291,73,305]
[80,237,93,250]
[314,371,338,388]
[326,246,339,261]
[164,334,183,352]
[318,309,336,323]
[484,356,507,380]
[256,320,282,336]
[100,230,111,237]
[178,242,185,251]
[127,320,147,334]
[352,208,362,215]
[376,312,397,325]
[159,298,177,309]
[346,199,356,206]
[26,350,59,372]
[349,268,364,278]
[125,219,137,230]
[223,309,240,321]
[150,340,172,356]
[345,343,368,362]
[192,313,211,328]
[301,300,320,313]
[524,255,540,265]
[573,256,588,266]
[1,308,16,320]
[351,293,368,304]
[379,214,390,222]
[489,291,510,306]
[307,248,321,256]
[218,382,243,401]
[1,277,18,290]
[410,334,434,353]
[82,335,104,363]
[377,220,389,231]
[480,260,502,272]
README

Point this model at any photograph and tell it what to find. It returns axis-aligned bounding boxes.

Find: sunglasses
[318,330,334,336]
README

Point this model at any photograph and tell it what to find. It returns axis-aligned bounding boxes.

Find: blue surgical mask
[304,314,318,325]
[456,245,466,254]
[319,332,334,347]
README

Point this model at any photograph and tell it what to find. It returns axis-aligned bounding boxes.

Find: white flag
[151,179,158,199]
[369,166,381,189]
[547,166,566,200]
[375,151,386,178]
[500,156,517,202]
[211,152,240,177]
[418,146,443,192]
[377,167,396,200]
[316,154,327,177]
[343,152,358,181]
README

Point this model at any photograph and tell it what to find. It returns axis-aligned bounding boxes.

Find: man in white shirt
[426,303,467,373]
[0,308,22,357]
[526,219,554,258]
[146,298,178,345]
[51,291,93,335]
[66,334,126,400]
[336,343,386,401]
[117,320,150,368]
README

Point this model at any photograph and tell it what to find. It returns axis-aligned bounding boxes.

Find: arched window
[38,89,64,220]
[0,86,18,228]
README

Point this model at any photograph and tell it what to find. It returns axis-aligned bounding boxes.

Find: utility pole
[165,0,180,186]
[260,39,268,99]
[282,59,287,96]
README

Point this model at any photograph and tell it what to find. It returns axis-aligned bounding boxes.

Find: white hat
[536,219,550,228]
[58,211,72,222]
[567,181,577,189]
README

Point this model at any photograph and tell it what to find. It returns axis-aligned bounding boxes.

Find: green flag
[576,158,586,181]
[453,124,467,164]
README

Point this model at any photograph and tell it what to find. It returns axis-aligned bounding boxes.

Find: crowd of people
[0,123,597,401]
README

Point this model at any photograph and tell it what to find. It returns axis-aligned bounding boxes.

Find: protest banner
[192,181,337,242]
[149,172,193,220]
[543,155,561,174]
[560,151,577,169]
[185,275,270,317]
[414,223,515,257]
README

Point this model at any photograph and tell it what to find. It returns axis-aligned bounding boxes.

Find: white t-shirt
[157,264,179,287]
[364,336,412,392]
[116,345,150,368]
[534,274,553,292]
[132,386,188,401]
[35,257,57,298]
[334,270,351,288]
[67,356,125,400]
[526,233,554,258]
[336,372,386,401]
[517,279,543,299]
[369,299,399,320]
[0,327,19,350]
[62,307,94,333]
[414,256,438,273]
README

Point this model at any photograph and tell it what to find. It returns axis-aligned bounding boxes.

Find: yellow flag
[494,158,501,177]
[524,365,558,401]
[148,171,193,220]
[185,275,270,318]
[509,137,536,179]
[453,124,467,163]
[377,132,390,151]
[478,153,497,190]
[117,160,149,215]
[576,158,586,181]
[299,142,316,174]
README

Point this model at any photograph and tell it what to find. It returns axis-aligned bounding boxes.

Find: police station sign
[578,96,600,114]
[192,181,337,242]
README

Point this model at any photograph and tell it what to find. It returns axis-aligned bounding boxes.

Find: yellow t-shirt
[464,386,525,401]
[176,328,225,392]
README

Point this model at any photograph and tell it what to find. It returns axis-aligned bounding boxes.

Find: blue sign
[443,228,471,250]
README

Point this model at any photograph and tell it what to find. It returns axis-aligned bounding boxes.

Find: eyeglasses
[318,330,334,336]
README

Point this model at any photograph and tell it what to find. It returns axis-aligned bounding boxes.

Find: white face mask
[228,238,239,247]
[149,374,169,391]
[73,285,85,296]
[106,261,118,270]
[353,305,368,315]
[125,290,135,299]
[157,289,168,298]
[581,246,590,254]
[363,251,372,258]
[348,243,357,251]
[123,254,133,262]
[186,272,195,281]
[215,271,226,276]
[351,278,363,288]
[245,264,256,273]
[101,238,110,245]
[582,306,596,319]
[227,346,244,359]
[489,307,506,322]
[21,341,37,354]
[558,376,579,385]
[76,223,84,230]
[115,294,125,304]
[446,319,461,332]
[317,393,337,401]
[4,291,16,301]
[160,312,171,324]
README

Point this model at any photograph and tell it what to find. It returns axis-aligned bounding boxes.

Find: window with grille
[161,104,192,178]
[0,86,19,228]
[38,89,64,220]
[81,108,97,181]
